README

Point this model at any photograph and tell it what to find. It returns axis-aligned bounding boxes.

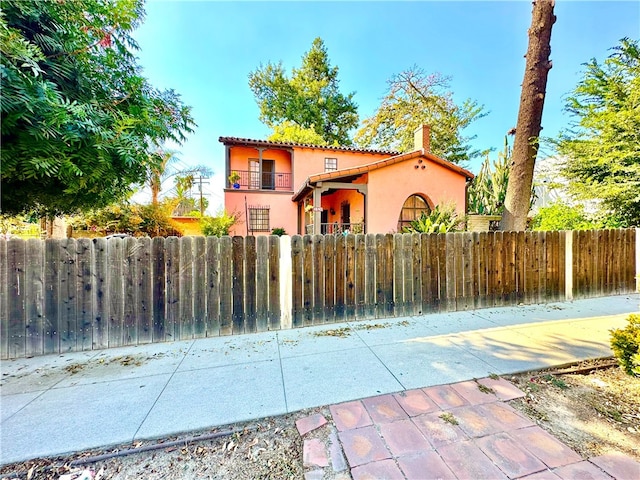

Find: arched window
[397,195,431,231]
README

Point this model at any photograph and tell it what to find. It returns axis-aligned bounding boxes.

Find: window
[324,157,337,172]
[249,160,260,189]
[248,206,270,232]
[248,159,275,189]
[397,195,431,231]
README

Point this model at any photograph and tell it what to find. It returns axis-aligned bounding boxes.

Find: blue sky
[132,0,639,212]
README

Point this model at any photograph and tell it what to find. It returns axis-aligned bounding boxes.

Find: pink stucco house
[221,125,474,236]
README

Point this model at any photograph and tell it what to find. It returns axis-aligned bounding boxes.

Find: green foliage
[248,37,358,146]
[268,121,328,145]
[200,211,237,237]
[530,202,603,231]
[271,227,287,236]
[70,200,180,237]
[0,213,42,238]
[557,38,640,227]
[355,68,486,163]
[1,0,195,216]
[610,314,640,376]
[403,204,461,234]
[468,137,511,215]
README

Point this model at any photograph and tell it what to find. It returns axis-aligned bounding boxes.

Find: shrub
[530,202,601,231]
[403,204,462,234]
[610,314,640,376]
[271,227,287,236]
[201,211,237,237]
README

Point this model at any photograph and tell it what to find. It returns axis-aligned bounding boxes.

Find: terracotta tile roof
[292,149,474,201]
[218,136,398,156]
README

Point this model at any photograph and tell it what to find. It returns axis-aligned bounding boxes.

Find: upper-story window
[324,157,338,172]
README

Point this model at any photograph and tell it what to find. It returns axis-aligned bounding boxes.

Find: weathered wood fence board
[1,228,637,359]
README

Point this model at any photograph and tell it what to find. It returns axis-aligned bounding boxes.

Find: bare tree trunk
[500,0,555,231]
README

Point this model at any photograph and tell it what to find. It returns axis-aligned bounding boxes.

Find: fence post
[636,228,640,293]
[565,230,573,300]
[280,235,292,329]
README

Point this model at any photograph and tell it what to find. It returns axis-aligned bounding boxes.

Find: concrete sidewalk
[1,294,638,466]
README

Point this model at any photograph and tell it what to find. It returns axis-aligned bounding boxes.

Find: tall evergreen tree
[558,38,640,226]
[248,38,358,145]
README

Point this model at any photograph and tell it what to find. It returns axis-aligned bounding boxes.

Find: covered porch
[294,174,368,236]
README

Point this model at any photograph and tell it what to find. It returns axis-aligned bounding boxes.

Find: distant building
[532,156,599,213]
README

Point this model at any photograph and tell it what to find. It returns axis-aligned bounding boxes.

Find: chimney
[414,124,431,153]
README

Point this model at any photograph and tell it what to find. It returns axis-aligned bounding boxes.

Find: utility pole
[197,175,210,216]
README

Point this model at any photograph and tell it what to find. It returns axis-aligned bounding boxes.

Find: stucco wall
[367,157,467,234]
[291,147,388,187]
[226,191,297,236]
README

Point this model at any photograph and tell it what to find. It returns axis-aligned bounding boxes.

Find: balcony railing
[306,223,365,235]
[227,170,292,191]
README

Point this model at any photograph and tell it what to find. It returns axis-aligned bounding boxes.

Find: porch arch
[397,194,433,232]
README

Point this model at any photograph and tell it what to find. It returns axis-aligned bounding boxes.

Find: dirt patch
[508,358,640,461]
[0,410,310,480]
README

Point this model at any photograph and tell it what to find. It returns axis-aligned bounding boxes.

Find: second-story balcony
[227,170,292,191]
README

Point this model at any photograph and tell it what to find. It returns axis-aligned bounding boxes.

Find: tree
[354,68,486,164]
[268,121,327,145]
[500,0,555,231]
[530,202,600,231]
[557,38,640,227]
[1,0,195,216]
[248,37,358,145]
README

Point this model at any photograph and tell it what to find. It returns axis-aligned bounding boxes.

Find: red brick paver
[476,432,547,478]
[553,460,614,479]
[317,379,639,480]
[393,389,439,416]
[397,451,457,480]
[477,401,535,431]
[452,404,505,437]
[304,469,324,480]
[296,413,327,436]
[362,394,408,423]
[328,432,348,472]
[451,379,497,405]
[519,470,562,479]
[330,400,372,432]
[351,459,405,480]
[338,425,391,467]
[423,384,469,409]
[509,426,582,468]
[303,438,329,468]
[589,453,640,480]
[378,419,433,456]
[477,376,526,400]
[412,411,468,447]
[438,440,509,479]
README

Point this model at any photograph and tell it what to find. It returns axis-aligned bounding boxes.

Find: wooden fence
[1,229,637,359]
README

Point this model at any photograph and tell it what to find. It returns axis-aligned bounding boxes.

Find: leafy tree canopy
[248,37,358,146]
[1,0,195,216]
[268,121,327,145]
[530,202,601,231]
[355,67,486,164]
[557,38,640,227]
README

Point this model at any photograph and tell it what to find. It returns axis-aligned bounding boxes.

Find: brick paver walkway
[298,377,640,480]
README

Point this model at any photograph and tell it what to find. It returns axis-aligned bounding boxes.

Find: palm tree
[148,148,178,206]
